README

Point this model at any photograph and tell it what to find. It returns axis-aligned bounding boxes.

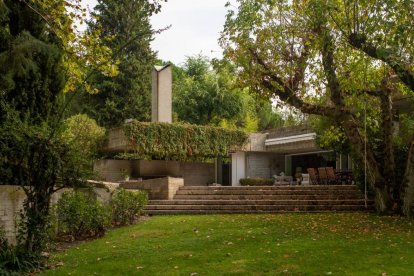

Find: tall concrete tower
[151,64,172,123]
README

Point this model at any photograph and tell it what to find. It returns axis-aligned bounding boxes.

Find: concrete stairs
[144,185,374,215]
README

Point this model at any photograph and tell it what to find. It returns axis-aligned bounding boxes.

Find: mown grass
[41,213,413,275]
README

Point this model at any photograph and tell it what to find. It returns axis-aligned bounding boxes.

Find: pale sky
[82,0,228,65]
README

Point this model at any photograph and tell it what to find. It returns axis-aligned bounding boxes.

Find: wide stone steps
[145,205,374,214]
[149,199,370,206]
[174,194,360,200]
[144,185,373,214]
[177,185,357,190]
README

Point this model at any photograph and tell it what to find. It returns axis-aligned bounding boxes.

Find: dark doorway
[291,152,336,175]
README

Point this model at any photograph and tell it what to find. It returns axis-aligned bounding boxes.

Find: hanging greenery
[120,120,248,160]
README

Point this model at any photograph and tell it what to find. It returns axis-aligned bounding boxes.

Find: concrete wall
[181,162,215,186]
[244,133,267,152]
[246,152,285,179]
[94,159,132,182]
[152,65,172,123]
[94,159,215,186]
[0,186,112,245]
[120,177,184,200]
[231,152,285,184]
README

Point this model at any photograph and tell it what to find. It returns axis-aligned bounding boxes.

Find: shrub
[239,178,274,186]
[62,114,106,173]
[111,189,148,226]
[56,190,110,240]
[0,226,42,275]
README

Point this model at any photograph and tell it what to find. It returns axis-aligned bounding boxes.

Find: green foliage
[172,56,286,132]
[0,0,118,271]
[62,114,106,167]
[1,227,44,275]
[220,0,414,214]
[111,189,148,226]
[257,101,284,131]
[71,0,164,127]
[172,55,243,126]
[311,116,349,153]
[122,120,248,160]
[239,178,274,186]
[56,190,110,240]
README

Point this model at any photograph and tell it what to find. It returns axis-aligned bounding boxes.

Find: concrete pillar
[152,64,172,123]
[231,151,246,186]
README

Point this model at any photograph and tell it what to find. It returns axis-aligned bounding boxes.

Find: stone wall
[119,177,184,200]
[246,152,285,179]
[94,159,215,185]
[0,185,113,245]
[94,159,132,182]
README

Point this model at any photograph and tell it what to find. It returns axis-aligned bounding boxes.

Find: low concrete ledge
[119,177,184,200]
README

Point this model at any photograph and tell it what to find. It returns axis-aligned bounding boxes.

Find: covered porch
[231,125,353,186]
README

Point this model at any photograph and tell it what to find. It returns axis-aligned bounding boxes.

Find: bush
[0,226,42,275]
[62,114,106,172]
[111,189,148,226]
[239,178,274,186]
[56,190,110,240]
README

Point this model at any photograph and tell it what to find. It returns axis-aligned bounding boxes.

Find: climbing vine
[121,120,248,160]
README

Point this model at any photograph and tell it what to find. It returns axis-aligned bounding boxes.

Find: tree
[172,55,243,126]
[172,55,287,132]
[72,0,163,128]
[220,0,414,215]
[0,0,118,268]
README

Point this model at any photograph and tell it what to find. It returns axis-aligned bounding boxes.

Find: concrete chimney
[152,64,172,123]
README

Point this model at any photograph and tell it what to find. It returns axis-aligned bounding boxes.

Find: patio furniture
[306,168,319,185]
[317,167,328,185]
[326,167,338,184]
[301,173,310,185]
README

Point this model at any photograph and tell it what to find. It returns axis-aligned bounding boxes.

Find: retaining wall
[0,185,113,245]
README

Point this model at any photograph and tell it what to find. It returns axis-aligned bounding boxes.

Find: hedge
[239,178,274,186]
[121,120,248,161]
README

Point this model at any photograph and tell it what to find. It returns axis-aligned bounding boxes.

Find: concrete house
[95,64,354,187]
[231,126,351,186]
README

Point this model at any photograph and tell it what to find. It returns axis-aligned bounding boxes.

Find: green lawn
[41,213,414,275]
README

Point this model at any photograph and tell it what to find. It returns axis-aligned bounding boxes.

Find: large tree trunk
[379,90,398,211]
[23,185,53,253]
[403,139,414,216]
[340,113,393,213]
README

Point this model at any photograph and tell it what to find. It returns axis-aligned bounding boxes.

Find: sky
[82,0,228,65]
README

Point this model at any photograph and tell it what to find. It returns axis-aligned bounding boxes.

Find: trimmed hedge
[122,120,248,160]
[239,178,274,186]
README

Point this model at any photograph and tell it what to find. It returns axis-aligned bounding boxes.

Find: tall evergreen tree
[77,0,160,127]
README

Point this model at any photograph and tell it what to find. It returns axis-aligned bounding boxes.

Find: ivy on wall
[121,120,248,161]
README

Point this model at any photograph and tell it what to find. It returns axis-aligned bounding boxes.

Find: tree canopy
[71,0,163,128]
[220,0,414,215]
[172,55,286,132]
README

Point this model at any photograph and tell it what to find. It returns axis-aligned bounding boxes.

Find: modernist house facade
[95,64,354,187]
[231,126,352,186]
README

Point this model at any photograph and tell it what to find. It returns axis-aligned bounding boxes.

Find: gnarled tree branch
[349,33,414,92]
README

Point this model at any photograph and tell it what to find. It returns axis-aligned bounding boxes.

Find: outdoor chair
[306,168,319,185]
[317,167,328,185]
[326,167,338,185]
[301,173,310,185]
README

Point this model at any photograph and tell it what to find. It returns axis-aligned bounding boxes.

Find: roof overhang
[265,132,317,146]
